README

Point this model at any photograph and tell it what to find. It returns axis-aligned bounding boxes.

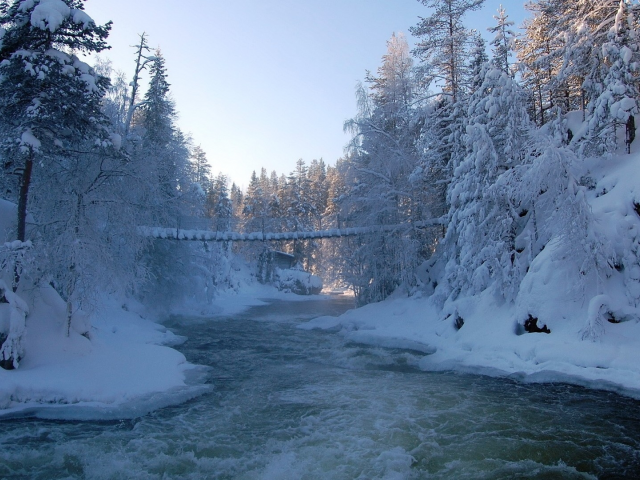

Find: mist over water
[1,296,639,479]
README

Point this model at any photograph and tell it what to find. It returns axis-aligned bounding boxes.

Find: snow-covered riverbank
[301,291,640,399]
[0,289,210,420]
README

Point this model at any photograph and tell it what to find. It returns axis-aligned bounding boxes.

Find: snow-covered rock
[275,268,323,295]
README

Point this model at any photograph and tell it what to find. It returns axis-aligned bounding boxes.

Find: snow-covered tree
[0,1,163,346]
[242,170,266,222]
[518,0,633,127]
[308,158,328,228]
[468,32,489,94]
[123,32,154,140]
[190,145,212,190]
[0,0,113,243]
[489,5,516,75]
[586,0,639,154]
[515,128,613,316]
[341,33,428,304]
[94,57,130,137]
[230,182,244,218]
[133,50,195,222]
[207,173,232,231]
[517,2,563,125]
[439,59,533,302]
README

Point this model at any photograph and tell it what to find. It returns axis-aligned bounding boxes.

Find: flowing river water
[1,296,640,479]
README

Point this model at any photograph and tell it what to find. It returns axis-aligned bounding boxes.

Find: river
[1,296,639,479]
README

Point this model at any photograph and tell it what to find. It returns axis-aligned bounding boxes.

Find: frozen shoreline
[300,292,640,400]
[0,290,211,421]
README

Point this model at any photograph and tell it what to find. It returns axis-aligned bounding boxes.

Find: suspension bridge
[140,216,444,242]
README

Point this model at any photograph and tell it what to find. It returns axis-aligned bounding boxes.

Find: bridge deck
[139,219,443,242]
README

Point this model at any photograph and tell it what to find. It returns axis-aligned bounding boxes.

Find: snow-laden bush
[275,268,323,295]
[0,280,29,369]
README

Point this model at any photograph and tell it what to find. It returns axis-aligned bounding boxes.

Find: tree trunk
[66,299,73,337]
[14,151,33,291]
[17,151,33,242]
[626,115,635,154]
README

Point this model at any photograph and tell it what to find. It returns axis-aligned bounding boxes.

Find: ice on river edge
[300,292,640,400]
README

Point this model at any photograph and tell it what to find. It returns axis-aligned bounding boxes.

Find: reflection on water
[1,296,639,479]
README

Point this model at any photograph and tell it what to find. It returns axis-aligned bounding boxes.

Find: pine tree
[517,2,563,125]
[518,0,628,126]
[0,0,112,243]
[410,0,484,103]
[190,145,212,189]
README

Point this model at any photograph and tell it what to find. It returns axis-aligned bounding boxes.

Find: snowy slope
[0,289,210,420]
[301,151,640,398]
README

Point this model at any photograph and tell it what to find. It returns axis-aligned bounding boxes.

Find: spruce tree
[587,0,639,154]
[489,5,515,75]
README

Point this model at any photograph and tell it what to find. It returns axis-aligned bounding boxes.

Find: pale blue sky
[86,0,527,187]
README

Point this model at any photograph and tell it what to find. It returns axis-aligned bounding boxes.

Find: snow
[17,0,36,13]
[275,268,323,295]
[621,45,633,64]
[0,202,208,420]
[20,128,41,151]
[30,0,70,33]
[0,280,28,369]
[300,290,640,399]
[300,152,640,399]
[45,48,71,64]
[0,289,209,420]
[71,8,93,29]
[169,279,328,319]
[109,132,122,150]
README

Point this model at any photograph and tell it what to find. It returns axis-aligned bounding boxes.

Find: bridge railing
[175,214,426,235]
[141,215,444,242]
[176,215,348,235]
